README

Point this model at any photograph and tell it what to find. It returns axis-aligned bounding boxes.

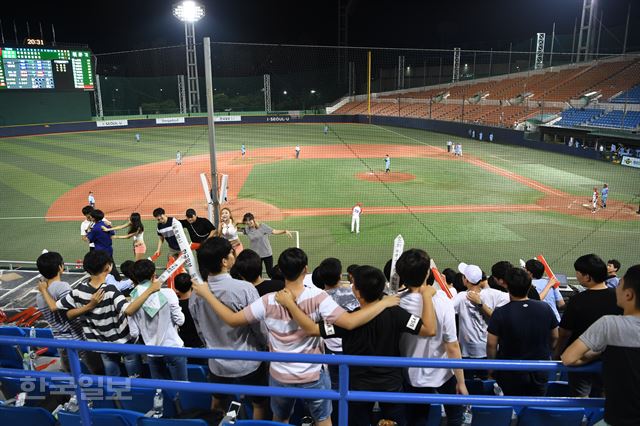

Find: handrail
[0,335,604,426]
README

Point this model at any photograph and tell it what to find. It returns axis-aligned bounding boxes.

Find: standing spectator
[173,273,205,352]
[231,249,285,296]
[180,208,216,245]
[241,212,291,277]
[398,249,467,426]
[453,262,509,378]
[128,259,187,381]
[87,209,121,280]
[192,247,401,426]
[562,265,640,426]
[601,184,609,208]
[81,206,96,251]
[351,203,362,234]
[153,207,182,260]
[606,259,621,288]
[190,237,269,419]
[88,191,95,208]
[36,252,103,374]
[554,254,623,397]
[525,259,564,322]
[216,207,244,255]
[104,212,146,260]
[487,267,558,396]
[39,250,160,377]
[491,261,541,300]
[277,264,437,426]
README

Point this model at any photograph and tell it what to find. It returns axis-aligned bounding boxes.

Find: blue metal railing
[0,335,604,426]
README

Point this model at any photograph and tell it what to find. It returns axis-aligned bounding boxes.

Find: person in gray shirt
[191,237,269,420]
[562,264,640,426]
[241,212,292,278]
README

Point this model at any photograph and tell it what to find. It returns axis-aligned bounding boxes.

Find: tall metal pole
[571,17,577,63]
[622,1,631,54]
[596,10,603,58]
[549,22,555,67]
[203,37,220,228]
[0,19,5,44]
[508,42,512,74]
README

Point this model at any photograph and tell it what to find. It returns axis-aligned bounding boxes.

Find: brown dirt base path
[47,144,639,222]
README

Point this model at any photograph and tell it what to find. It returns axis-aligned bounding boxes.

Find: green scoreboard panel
[0,46,94,91]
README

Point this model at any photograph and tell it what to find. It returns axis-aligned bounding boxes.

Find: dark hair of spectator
[37,252,64,279]
[83,250,112,276]
[277,248,308,281]
[133,259,156,283]
[231,249,262,283]
[395,249,431,288]
[353,265,386,303]
[174,273,193,294]
[525,259,545,279]
[574,254,608,283]
[505,267,532,298]
[197,237,233,275]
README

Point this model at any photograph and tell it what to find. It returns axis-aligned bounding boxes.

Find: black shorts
[208,362,268,403]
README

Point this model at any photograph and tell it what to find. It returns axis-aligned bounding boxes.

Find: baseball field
[0,122,638,275]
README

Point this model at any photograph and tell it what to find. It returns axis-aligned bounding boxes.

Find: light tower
[173,1,205,113]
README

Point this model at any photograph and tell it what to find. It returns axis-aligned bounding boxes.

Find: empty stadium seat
[186,364,208,382]
[518,407,585,426]
[545,381,571,397]
[470,405,513,426]
[0,404,56,425]
[58,408,144,426]
[0,327,27,369]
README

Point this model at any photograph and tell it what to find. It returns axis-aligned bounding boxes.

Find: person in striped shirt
[39,249,161,377]
[192,247,400,426]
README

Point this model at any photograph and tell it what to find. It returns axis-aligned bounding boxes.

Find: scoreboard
[0,46,94,91]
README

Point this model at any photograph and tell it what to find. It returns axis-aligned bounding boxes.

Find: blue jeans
[269,368,332,422]
[147,355,188,381]
[100,352,142,378]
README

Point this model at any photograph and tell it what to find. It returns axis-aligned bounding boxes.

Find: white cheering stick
[171,219,203,282]
[388,234,405,294]
[156,255,187,283]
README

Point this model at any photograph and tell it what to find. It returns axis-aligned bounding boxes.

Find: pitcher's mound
[356,171,415,183]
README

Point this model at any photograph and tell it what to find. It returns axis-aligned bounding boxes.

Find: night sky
[0,0,637,53]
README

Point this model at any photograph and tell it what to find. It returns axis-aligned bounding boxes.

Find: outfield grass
[0,123,638,275]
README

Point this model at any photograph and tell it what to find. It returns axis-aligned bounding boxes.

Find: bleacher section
[555,108,605,127]
[590,110,640,130]
[611,85,640,104]
[332,56,640,129]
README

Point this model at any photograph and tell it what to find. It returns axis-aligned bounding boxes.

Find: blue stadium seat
[165,389,213,413]
[518,407,585,426]
[58,408,144,426]
[471,405,512,426]
[0,405,56,425]
[585,407,605,426]
[186,364,208,382]
[233,421,292,425]
[545,381,571,397]
[116,387,177,418]
[138,418,209,425]
[0,327,27,368]
[426,403,443,426]
[465,379,496,395]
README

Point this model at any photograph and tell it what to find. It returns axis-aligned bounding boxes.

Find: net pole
[204,37,220,228]
[367,51,372,119]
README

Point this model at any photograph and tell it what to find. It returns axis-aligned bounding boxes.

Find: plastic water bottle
[15,392,27,407]
[463,406,473,425]
[493,382,504,396]
[28,327,37,369]
[152,389,164,418]
[66,395,79,412]
[301,416,314,426]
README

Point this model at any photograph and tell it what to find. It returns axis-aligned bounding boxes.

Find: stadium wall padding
[0,113,601,160]
[0,91,92,126]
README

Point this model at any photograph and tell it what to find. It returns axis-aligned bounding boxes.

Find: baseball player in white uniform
[351,203,362,234]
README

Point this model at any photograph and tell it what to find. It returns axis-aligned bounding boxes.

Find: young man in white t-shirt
[192,247,399,426]
[453,262,509,378]
[397,249,468,426]
[81,205,96,250]
[351,203,362,234]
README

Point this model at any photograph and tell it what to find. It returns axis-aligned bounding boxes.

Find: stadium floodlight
[283,90,288,95]
[172,1,205,22]
[173,1,204,113]
[310,90,316,94]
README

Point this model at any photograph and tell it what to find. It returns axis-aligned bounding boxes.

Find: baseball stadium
[0,1,639,425]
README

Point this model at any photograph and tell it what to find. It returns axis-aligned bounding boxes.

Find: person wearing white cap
[453,262,509,378]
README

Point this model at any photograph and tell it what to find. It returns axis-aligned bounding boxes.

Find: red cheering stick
[150,252,161,262]
[190,243,201,250]
[431,267,454,299]
[536,254,559,288]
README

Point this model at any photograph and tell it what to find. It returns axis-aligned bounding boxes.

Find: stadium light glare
[283,90,288,95]
[173,1,205,23]
[310,90,316,94]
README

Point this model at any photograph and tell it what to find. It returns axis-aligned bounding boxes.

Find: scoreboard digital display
[0,47,94,91]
